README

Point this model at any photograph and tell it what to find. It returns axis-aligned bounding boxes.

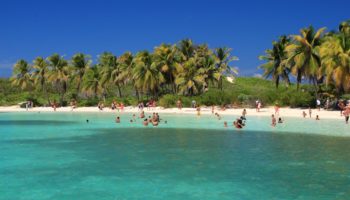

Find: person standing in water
[302,111,307,118]
[308,107,312,118]
[343,106,350,124]
[196,105,201,116]
[271,114,276,127]
[242,109,247,120]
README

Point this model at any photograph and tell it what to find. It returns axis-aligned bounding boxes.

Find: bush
[159,94,179,108]
[341,94,350,100]
[288,91,314,108]
[78,98,99,106]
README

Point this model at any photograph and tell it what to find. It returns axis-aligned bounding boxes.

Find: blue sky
[0,0,349,77]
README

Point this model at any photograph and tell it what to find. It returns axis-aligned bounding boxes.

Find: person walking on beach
[255,100,259,112]
[338,100,345,116]
[308,107,312,118]
[257,101,261,112]
[274,103,280,115]
[176,99,182,110]
[316,99,321,111]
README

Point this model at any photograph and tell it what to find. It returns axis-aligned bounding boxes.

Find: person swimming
[233,118,245,129]
[115,116,120,123]
[143,119,149,126]
[140,111,145,118]
[86,119,89,123]
[316,115,320,120]
[224,121,228,127]
[278,117,283,123]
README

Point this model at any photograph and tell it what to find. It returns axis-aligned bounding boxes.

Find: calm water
[1,112,350,200]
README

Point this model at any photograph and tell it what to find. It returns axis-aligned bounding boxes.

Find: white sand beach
[0,106,345,120]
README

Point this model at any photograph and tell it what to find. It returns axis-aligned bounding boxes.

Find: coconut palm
[82,65,103,98]
[214,47,239,90]
[71,53,91,93]
[133,51,164,97]
[175,57,206,95]
[153,44,179,93]
[117,52,139,98]
[286,26,326,95]
[10,59,32,90]
[47,54,69,105]
[259,36,290,88]
[320,21,350,92]
[98,52,120,98]
[32,57,50,104]
[178,39,195,61]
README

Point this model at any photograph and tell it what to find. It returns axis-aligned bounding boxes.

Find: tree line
[10,39,238,105]
[259,20,350,97]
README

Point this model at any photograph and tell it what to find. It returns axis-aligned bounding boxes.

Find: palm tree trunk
[117,84,122,97]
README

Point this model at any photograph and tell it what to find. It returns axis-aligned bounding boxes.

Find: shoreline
[0,106,345,120]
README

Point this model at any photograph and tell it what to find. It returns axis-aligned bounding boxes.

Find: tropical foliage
[9,39,238,105]
[260,20,350,97]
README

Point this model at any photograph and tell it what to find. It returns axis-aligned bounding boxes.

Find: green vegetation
[2,20,350,108]
[259,20,350,97]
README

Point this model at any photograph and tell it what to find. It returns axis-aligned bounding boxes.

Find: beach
[0,105,344,120]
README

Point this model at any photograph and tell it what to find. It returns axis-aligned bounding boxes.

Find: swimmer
[316,115,320,120]
[233,118,244,129]
[86,119,89,123]
[143,119,149,126]
[140,111,145,118]
[224,121,228,127]
[278,117,283,123]
[130,119,133,123]
[115,116,120,123]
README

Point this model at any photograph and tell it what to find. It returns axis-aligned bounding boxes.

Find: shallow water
[1,112,350,199]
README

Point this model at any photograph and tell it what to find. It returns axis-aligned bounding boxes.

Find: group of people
[110,100,124,111]
[302,107,320,120]
[115,111,164,127]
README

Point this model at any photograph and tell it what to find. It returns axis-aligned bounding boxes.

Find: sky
[0,0,349,78]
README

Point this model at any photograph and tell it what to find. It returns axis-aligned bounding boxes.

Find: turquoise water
[1,112,350,199]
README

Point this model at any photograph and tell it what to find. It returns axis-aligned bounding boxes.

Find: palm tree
[286,26,326,96]
[175,57,206,96]
[99,52,119,98]
[47,54,69,105]
[178,39,195,61]
[32,57,50,105]
[153,44,179,93]
[320,21,350,92]
[71,53,91,93]
[259,36,290,88]
[82,65,103,98]
[10,59,32,90]
[214,47,239,90]
[117,52,139,98]
[133,51,164,98]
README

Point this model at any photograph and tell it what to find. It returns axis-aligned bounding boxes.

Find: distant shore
[0,106,345,120]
